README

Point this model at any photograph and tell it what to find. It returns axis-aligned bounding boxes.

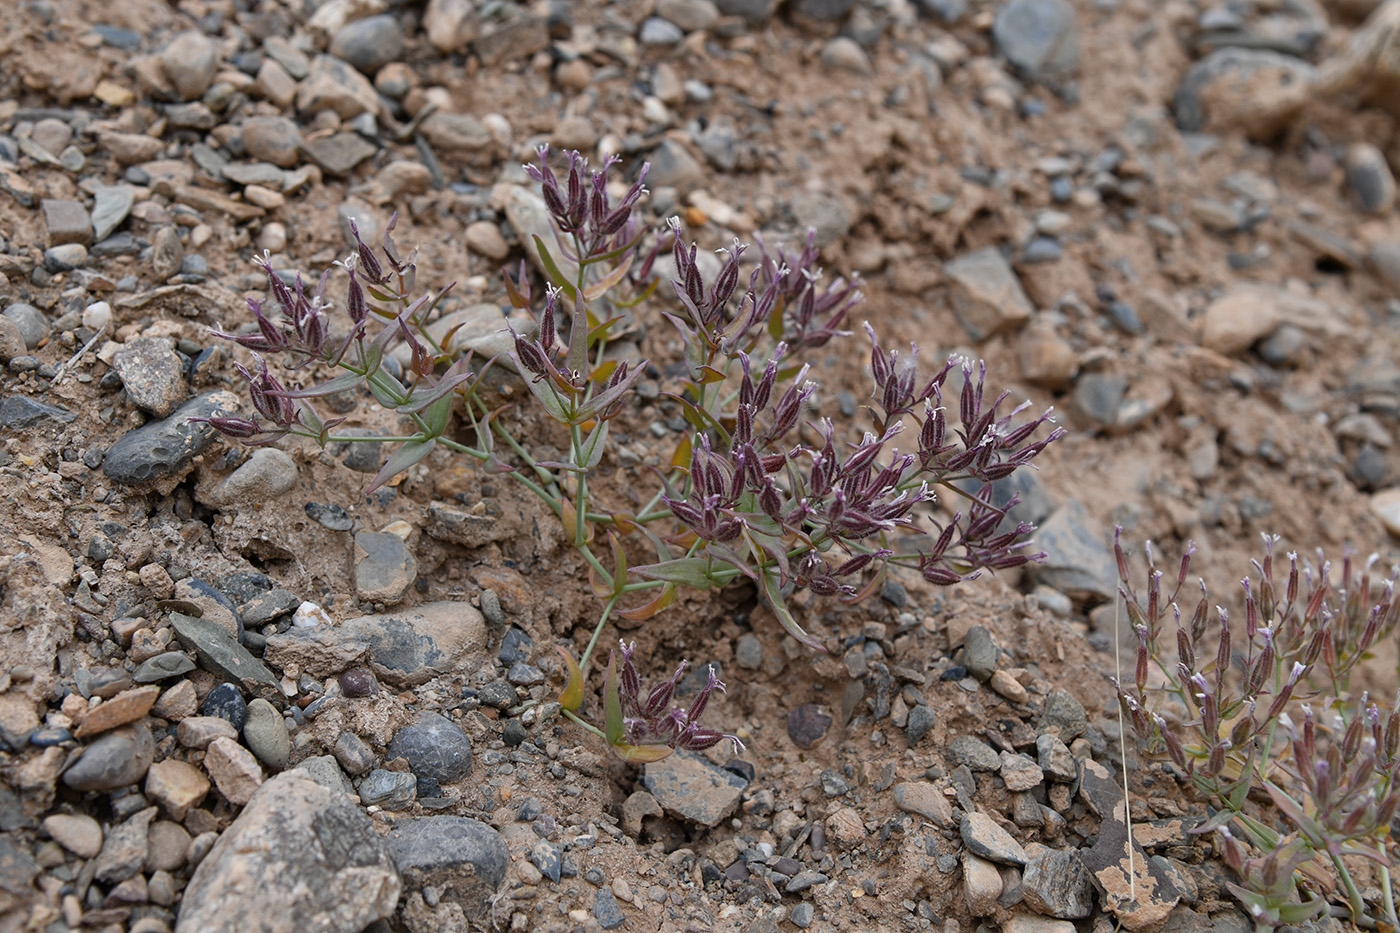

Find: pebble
[1345,142,1395,214]
[63,724,154,791]
[531,839,563,882]
[893,781,955,828]
[735,633,764,669]
[359,769,417,808]
[1026,501,1116,602]
[146,819,191,872]
[643,750,749,827]
[1038,689,1087,741]
[43,813,103,858]
[160,31,219,101]
[1021,844,1094,919]
[354,530,418,604]
[594,887,626,929]
[112,337,187,417]
[76,685,159,737]
[946,735,1001,771]
[177,716,239,749]
[424,0,479,53]
[102,390,240,486]
[203,684,249,731]
[329,730,375,777]
[302,132,377,176]
[1000,751,1045,791]
[181,772,399,931]
[41,198,92,246]
[464,221,509,260]
[1173,48,1315,139]
[206,447,299,508]
[297,54,381,119]
[240,116,304,168]
[387,712,473,783]
[787,703,831,749]
[43,243,87,272]
[647,139,706,190]
[994,0,1080,79]
[639,16,685,45]
[990,669,1029,703]
[338,601,486,687]
[944,247,1033,341]
[961,811,1028,866]
[93,806,156,884]
[1021,236,1062,263]
[821,36,872,73]
[144,758,210,821]
[961,626,1000,680]
[906,703,937,745]
[242,698,291,771]
[963,851,1004,916]
[204,736,265,805]
[330,15,404,75]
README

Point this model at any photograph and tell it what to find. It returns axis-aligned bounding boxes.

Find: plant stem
[579,594,620,674]
[1329,851,1376,929]
[563,709,605,740]
[1379,864,1398,932]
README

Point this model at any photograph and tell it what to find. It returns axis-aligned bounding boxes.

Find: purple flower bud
[345,270,367,326]
[348,218,384,283]
[199,416,264,439]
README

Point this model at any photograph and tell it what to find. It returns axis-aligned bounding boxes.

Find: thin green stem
[1379,865,1397,932]
[1329,851,1375,929]
[571,423,589,548]
[579,594,620,674]
[563,708,605,740]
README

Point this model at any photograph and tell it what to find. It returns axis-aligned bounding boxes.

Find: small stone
[735,634,763,669]
[358,769,417,808]
[944,248,1033,341]
[1372,487,1400,536]
[464,221,509,261]
[647,139,706,190]
[160,31,218,100]
[144,758,210,821]
[112,337,187,417]
[1036,734,1078,782]
[640,16,685,45]
[594,887,626,930]
[787,704,831,749]
[424,0,480,53]
[946,735,1001,772]
[205,736,264,805]
[1173,48,1315,140]
[43,243,87,272]
[657,0,719,30]
[151,225,183,280]
[1039,689,1087,742]
[621,790,663,835]
[93,806,156,884]
[302,132,377,176]
[961,626,1000,680]
[338,601,486,687]
[643,750,748,827]
[388,712,473,783]
[1345,142,1395,213]
[294,755,355,796]
[76,685,160,737]
[330,15,404,75]
[993,0,1080,79]
[791,902,815,927]
[825,806,866,847]
[297,54,380,120]
[906,704,937,745]
[551,114,597,151]
[63,725,154,791]
[42,198,92,246]
[202,683,248,731]
[964,851,1004,916]
[339,668,378,697]
[893,781,955,828]
[418,112,493,153]
[43,813,103,858]
[146,819,191,873]
[820,36,871,73]
[531,840,562,882]
[1027,501,1116,602]
[990,669,1029,704]
[384,817,508,922]
[242,117,303,168]
[90,185,135,243]
[354,531,418,604]
[961,811,1028,866]
[1000,751,1045,792]
[242,698,291,771]
[1022,844,1094,919]
[205,447,299,508]
[332,730,376,776]
[177,716,239,749]
[255,59,297,108]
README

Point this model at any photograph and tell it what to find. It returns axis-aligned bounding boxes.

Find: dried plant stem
[1115,590,1137,903]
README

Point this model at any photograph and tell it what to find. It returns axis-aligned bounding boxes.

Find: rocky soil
[1,0,1399,932]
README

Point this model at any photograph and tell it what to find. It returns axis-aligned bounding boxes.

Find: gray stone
[960,811,1027,866]
[714,0,777,22]
[1072,372,1126,428]
[993,0,1080,79]
[41,198,92,246]
[787,703,831,749]
[42,813,103,858]
[294,755,356,796]
[103,390,239,486]
[1025,500,1115,601]
[338,601,487,687]
[202,684,248,730]
[242,117,304,168]
[1345,142,1395,213]
[647,139,706,190]
[640,16,685,44]
[643,750,748,827]
[530,840,562,882]
[1038,689,1087,742]
[944,248,1033,341]
[424,0,479,53]
[946,735,1000,772]
[791,902,815,928]
[132,652,196,683]
[330,15,404,75]
[358,769,416,809]
[1022,845,1093,919]
[94,806,156,884]
[735,634,763,669]
[1371,240,1400,295]
[170,612,282,704]
[220,162,288,187]
[383,817,508,922]
[892,781,955,828]
[1022,236,1063,263]
[1000,752,1044,792]
[791,191,852,247]
[417,112,493,152]
[91,185,135,242]
[62,725,154,791]
[962,626,1000,680]
[792,0,858,17]
[1036,734,1077,782]
[820,36,871,73]
[1173,48,1315,139]
[332,731,376,777]
[906,704,937,745]
[43,243,87,272]
[297,54,380,120]
[354,531,417,604]
[657,0,719,31]
[302,132,377,176]
[243,698,291,771]
[0,397,72,430]
[2,304,48,349]
[205,448,299,509]
[160,31,218,100]
[112,337,188,417]
[263,37,311,80]
[387,712,473,783]
[176,771,400,933]
[151,225,184,280]
[166,102,217,130]
[594,888,625,929]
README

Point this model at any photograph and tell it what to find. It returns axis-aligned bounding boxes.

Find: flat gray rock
[338,601,486,687]
[170,612,281,704]
[643,750,748,827]
[384,817,508,922]
[993,0,1080,79]
[102,390,239,486]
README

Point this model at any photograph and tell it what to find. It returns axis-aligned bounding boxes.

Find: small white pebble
[293,601,333,628]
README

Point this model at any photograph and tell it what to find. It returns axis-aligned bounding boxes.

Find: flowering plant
[203,147,1064,762]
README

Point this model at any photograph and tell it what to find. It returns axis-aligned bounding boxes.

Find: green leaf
[423,392,454,436]
[582,252,634,302]
[578,420,609,470]
[565,291,588,379]
[368,371,408,408]
[270,370,366,399]
[631,558,719,589]
[532,235,578,300]
[555,645,584,711]
[761,567,825,651]
[518,369,571,423]
[365,437,435,496]
[603,651,624,746]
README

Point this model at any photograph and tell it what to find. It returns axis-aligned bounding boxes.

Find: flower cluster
[1115,531,1400,930]
[607,641,743,761]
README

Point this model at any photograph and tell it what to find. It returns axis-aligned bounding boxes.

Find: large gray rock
[993,0,1080,79]
[177,771,400,933]
[387,713,473,784]
[384,817,508,923]
[170,613,281,704]
[1024,500,1115,602]
[643,750,748,827]
[102,391,240,487]
[338,601,487,687]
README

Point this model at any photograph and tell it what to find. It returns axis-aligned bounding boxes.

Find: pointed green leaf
[603,650,624,746]
[579,420,609,470]
[631,558,717,589]
[270,370,366,399]
[555,645,584,711]
[761,567,824,651]
[531,235,578,299]
[364,437,435,495]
